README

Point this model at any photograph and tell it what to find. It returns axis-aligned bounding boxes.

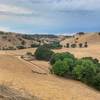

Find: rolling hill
[60,32,100,47]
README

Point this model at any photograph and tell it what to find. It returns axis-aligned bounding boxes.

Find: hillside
[0,31,100,50]
[0,31,59,50]
[60,32,100,47]
[0,31,100,99]
[0,53,100,100]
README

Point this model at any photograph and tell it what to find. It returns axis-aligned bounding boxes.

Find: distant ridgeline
[0,31,100,50]
[0,31,60,50]
[22,34,58,40]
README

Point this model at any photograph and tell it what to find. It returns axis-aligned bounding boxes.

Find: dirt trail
[0,54,99,100]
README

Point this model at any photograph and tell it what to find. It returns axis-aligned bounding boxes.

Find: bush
[77,32,85,35]
[82,57,99,64]
[71,44,77,48]
[34,45,54,61]
[50,52,75,65]
[63,58,76,75]
[73,59,96,84]
[26,52,33,56]
[16,45,25,49]
[21,40,26,45]
[7,46,16,50]
[52,60,69,76]
[84,42,88,48]
[31,44,40,48]
[66,43,70,48]
[79,43,83,48]
[93,73,100,90]
[50,52,100,90]
[43,42,62,49]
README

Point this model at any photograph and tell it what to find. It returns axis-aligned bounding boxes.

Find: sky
[0,0,100,34]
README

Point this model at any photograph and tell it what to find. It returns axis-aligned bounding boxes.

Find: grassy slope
[0,52,100,100]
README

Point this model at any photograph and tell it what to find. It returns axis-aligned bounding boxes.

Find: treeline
[35,46,100,90]
[22,34,58,40]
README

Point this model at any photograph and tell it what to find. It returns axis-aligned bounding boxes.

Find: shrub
[16,45,25,49]
[7,46,16,50]
[52,60,69,76]
[93,73,100,90]
[71,44,77,48]
[79,43,83,48]
[34,45,54,61]
[73,59,96,84]
[26,52,33,56]
[50,52,100,90]
[31,44,40,48]
[21,40,26,45]
[77,32,85,35]
[98,33,100,35]
[43,42,62,49]
[82,57,99,64]
[50,52,75,65]
[84,42,88,48]
[63,58,76,75]
[66,43,70,48]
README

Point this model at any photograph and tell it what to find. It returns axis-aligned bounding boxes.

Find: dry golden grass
[0,45,100,100]
[0,83,40,100]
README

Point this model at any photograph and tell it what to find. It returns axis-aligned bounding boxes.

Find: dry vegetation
[0,83,40,100]
[0,32,100,100]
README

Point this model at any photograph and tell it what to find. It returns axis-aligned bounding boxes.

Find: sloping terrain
[0,32,100,100]
[0,84,40,100]
[61,32,100,47]
[0,50,100,100]
[0,31,59,50]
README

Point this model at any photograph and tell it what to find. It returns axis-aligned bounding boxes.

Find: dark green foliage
[22,34,58,40]
[66,43,70,48]
[73,59,96,84]
[7,46,16,50]
[84,42,88,48]
[44,41,62,49]
[21,40,26,45]
[31,44,40,48]
[50,52,75,65]
[16,45,25,49]
[77,32,85,35]
[26,52,33,56]
[71,44,77,48]
[2,46,16,50]
[52,60,69,76]
[34,45,54,61]
[79,43,83,48]
[63,58,76,74]
[93,73,100,90]
[50,52,100,90]
[82,57,99,64]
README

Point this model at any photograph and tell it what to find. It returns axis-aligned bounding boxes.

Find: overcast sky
[0,0,100,34]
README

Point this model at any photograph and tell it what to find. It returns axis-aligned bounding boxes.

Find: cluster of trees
[34,45,54,61]
[22,34,58,40]
[34,46,100,90]
[31,44,40,48]
[16,45,26,49]
[43,41,62,49]
[66,42,88,48]
[35,46,100,90]
[77,32,85,35]
[50,52,100,90]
